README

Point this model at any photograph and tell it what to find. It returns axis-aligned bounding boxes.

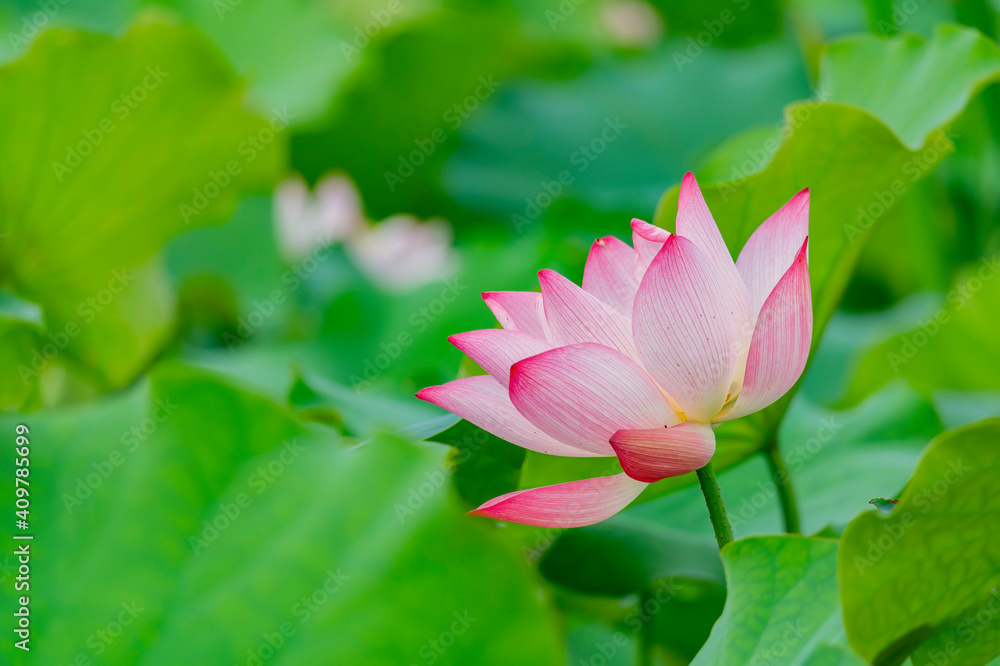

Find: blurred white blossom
[274,174,363,258]
[600,0,663,48]
[273,173,458,293]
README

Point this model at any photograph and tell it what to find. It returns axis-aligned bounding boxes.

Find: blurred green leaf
[0,0,139,63]
[844,176,958,309]
[838,419,1000,664]
[0,20,282,402]
[446,39,811,224]
[318,236,543,393]
[520,447,623,489]
[644,579,729,663]
[843,260,1000,407]
[291,3,590,223]
[0,289,44,405]
[432,417,526,507]
[911,593,1000,666]
[163,0,359,124]
[565,621,638,666]
[0,363,563,665]
[0,0,370,124]
[933,389,1000,429]
[165,196,290,326]
[561,579,728,665]
[0,319,39,407]
[539,514,724,596]
[691,536,864,665]
[696,123,782,180]
[800,292,942,405]
[0,289,43,328]
[648,0,785,48]
[292,371,443,437]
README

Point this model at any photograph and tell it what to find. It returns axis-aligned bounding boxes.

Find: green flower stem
[764,440,801,534]
[696,462,734,549]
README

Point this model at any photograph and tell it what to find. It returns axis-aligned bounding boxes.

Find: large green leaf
[164,0,374,124]
[838,419,1000,664]
[0,20,282,403]
[646,0,785,48]
[821,24,1000,150]
[911,595,1000,666]
[0,0,373,125]
[692,536,864,665]
[0,364,562,665]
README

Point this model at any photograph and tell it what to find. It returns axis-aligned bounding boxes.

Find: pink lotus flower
[418,173,812,528]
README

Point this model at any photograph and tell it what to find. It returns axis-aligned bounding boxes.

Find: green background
[0,0,998,664]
